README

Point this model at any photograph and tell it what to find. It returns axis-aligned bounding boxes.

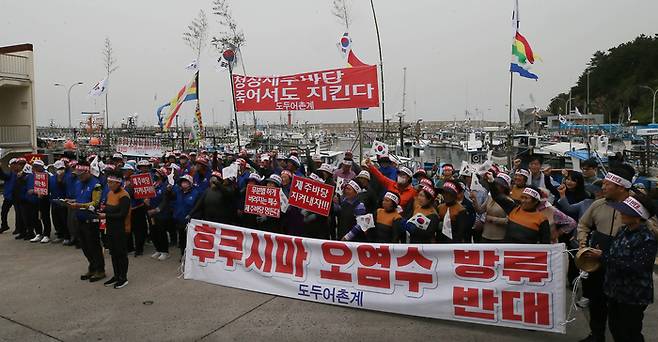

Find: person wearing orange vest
[98,173,131,289]
[364,158,417,215]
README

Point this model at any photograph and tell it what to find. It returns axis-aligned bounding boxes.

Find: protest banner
[34,172,49,196]
[233,65,379,112]
[244,184,281,218]
[288,175,335,217]
[130,173,156,199]
[184,220,567,334]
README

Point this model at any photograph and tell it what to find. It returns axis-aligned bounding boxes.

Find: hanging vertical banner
[233,65,379,112]
[184,220,567,334]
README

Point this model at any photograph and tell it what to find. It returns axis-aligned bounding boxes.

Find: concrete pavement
[1,212,656,341]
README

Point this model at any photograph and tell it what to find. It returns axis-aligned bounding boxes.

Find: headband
[522,187,540,201]
[421,185,436,198]
[107,176,122,183]
[384,192,399,205]
[516,169,530,178]
[347,180,362,193]
[496,173,512,186]
[604,172,632,189]
[442,182,459,194]
[622,196,650,219]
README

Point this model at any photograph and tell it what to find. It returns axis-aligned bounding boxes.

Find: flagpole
[507,71,514,169]
[228,62,241,150]
[369,0,385,140]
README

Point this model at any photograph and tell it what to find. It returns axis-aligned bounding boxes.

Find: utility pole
[401,67,407,113]
[54,82,83,129]
[586,70,590,114]
[640,85,657,124]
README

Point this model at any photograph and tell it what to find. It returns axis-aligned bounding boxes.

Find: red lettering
[394,271,433,294]
[501,291,523,322]
[357,268,390,289]
[453,286,498,320]
[454,250,499,280]
[523,292,550,326]
[293,238,308,278]
[397,247,433,269]
[274,236,295,275]
[245,232,263,270]
[502,251,549,284]
[320,242,352,282]
[217,227,244,267]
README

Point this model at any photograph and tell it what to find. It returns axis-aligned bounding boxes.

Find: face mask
[397,176,407,185]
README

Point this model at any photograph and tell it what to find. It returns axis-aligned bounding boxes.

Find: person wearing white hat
[582,193,657,342]
[97,172,131,289]
[333,159,356,181]
[364,158,418,213]
[370,192,403,242]
[171,174,200,256]
[511,169,530,202]
[50,160,70,243]
[576,164,636,342]
[333,180,367,241]
[354,170,377,215]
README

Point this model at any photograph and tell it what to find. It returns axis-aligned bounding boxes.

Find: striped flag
[162,72,198,130]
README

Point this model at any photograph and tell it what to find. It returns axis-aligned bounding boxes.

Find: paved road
[1,213,656,341]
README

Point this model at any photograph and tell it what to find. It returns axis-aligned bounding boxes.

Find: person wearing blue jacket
[146,168,173,261]
[17,163,37,241]
[69,162,105,282]
[49,161,69,243]
[171,174,199,256]
[192,157,211,194]
[0,158,19,234]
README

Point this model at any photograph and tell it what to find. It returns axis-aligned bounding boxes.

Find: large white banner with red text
[232,65,379,112]
[184,219,566,334]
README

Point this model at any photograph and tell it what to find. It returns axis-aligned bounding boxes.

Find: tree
[182,9,208,60]
[331,0,352,30]
[102,37,118,128]
[211,0,256,129]
[547,34,658,123]
[211,0,245,52]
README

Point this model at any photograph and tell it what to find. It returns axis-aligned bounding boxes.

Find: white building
[0,43,37,160]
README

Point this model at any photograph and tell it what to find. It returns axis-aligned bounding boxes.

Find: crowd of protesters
[0,149,656,341]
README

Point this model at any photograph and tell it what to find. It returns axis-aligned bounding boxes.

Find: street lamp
[54,82,84,128]
[640,85,657,124]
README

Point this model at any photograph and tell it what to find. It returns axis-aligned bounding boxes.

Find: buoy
[89,137,101,146]
[63,140,76,150]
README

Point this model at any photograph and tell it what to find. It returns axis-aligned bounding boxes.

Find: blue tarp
[565,150,608,162]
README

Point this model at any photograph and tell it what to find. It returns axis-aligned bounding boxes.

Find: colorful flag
[510,0,539,80]
[88,78,108,96]
[162,72,198,130]
[193,102,204,140]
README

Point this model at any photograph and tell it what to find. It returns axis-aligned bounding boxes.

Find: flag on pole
[193,102,204,140]
[510,0,539,80]
[88,78,108,96]
[162,72,198,131]
[185,59,199,72]
[347,50,367,67]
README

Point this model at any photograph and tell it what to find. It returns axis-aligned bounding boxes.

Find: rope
[559,248,587,326]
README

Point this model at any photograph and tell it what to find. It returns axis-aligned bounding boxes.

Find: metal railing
[0,125,32,146]
[0,54,29,78]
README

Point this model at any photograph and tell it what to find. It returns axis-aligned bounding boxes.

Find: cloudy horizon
[2,0,657,128]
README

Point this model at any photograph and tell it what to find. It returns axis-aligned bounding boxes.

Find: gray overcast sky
[2,0,657,127]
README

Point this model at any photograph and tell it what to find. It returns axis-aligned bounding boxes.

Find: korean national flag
[371,140,389,156]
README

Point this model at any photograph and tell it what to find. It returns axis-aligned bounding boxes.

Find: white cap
[32,159,45,167]
[54,160,66,169]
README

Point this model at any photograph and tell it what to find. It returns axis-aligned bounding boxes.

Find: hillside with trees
[547,34,658,123]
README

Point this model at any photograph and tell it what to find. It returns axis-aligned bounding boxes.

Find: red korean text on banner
[34,172,49,196]
[130,173,156,199]
[244,184,281,218]
[288,175,335,217]
[232,65,379,112]
[184,220,567,334]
